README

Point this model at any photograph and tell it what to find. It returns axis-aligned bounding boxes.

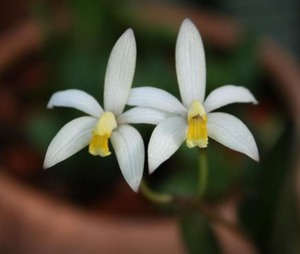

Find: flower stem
[140,180,173,204]
[140,177,244,239]
[198,149,208,199]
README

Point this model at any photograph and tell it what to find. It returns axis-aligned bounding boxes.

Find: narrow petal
[47,89,103,118]
[43,116,97,168]
[176,18,206,107]
[207,112,259,162]
[104,29,136,116]
[118,107,170,125]
[148,116,187,173]
[204,85,258,113]
[111,125,144,192]
[127,87,187,116]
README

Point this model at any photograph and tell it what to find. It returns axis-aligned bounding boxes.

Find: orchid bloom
[43,29,164,191]
[127,19,259,173]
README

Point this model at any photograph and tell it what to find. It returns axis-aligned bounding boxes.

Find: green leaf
[179,208,220,254]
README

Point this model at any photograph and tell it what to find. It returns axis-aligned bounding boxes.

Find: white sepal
[104,29,136,116]
[118,107,170,125]
[43,116,97,168]
[111,124,144,192]
[47,89,103,118]
[204,85,258,113]
[176,18,206,107]
[127,87,187,116]
[148,116,187,173]
[207,112,259,162]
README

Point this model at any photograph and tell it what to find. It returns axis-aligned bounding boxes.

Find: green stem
[140,177,242,236]
[198,149,208,199]
[140,180,173,204]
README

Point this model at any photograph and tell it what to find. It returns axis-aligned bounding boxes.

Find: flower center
[89,112,117,157]
[186,100,208,148]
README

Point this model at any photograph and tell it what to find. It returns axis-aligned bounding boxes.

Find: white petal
[111,125,144,192]
[47,89,103,118]
[176,18,206,107]
[43,116,97,168]
[204,85,258,113]
[104,29,136,116]
[148,116,187,174]
[207,112,259,162]
[118,107,170,125]
[127,87,187,116]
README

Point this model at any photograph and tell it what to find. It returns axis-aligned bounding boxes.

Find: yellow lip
[186,100,208,148]
[89,112,117,157]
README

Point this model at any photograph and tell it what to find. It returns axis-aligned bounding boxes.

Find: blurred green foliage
[179,208,220,253]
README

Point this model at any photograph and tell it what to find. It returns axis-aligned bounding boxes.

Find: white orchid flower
[127,19,259,173]
[43,29,166,192]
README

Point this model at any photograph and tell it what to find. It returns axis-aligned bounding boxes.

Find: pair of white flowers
[44,19,259,192]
